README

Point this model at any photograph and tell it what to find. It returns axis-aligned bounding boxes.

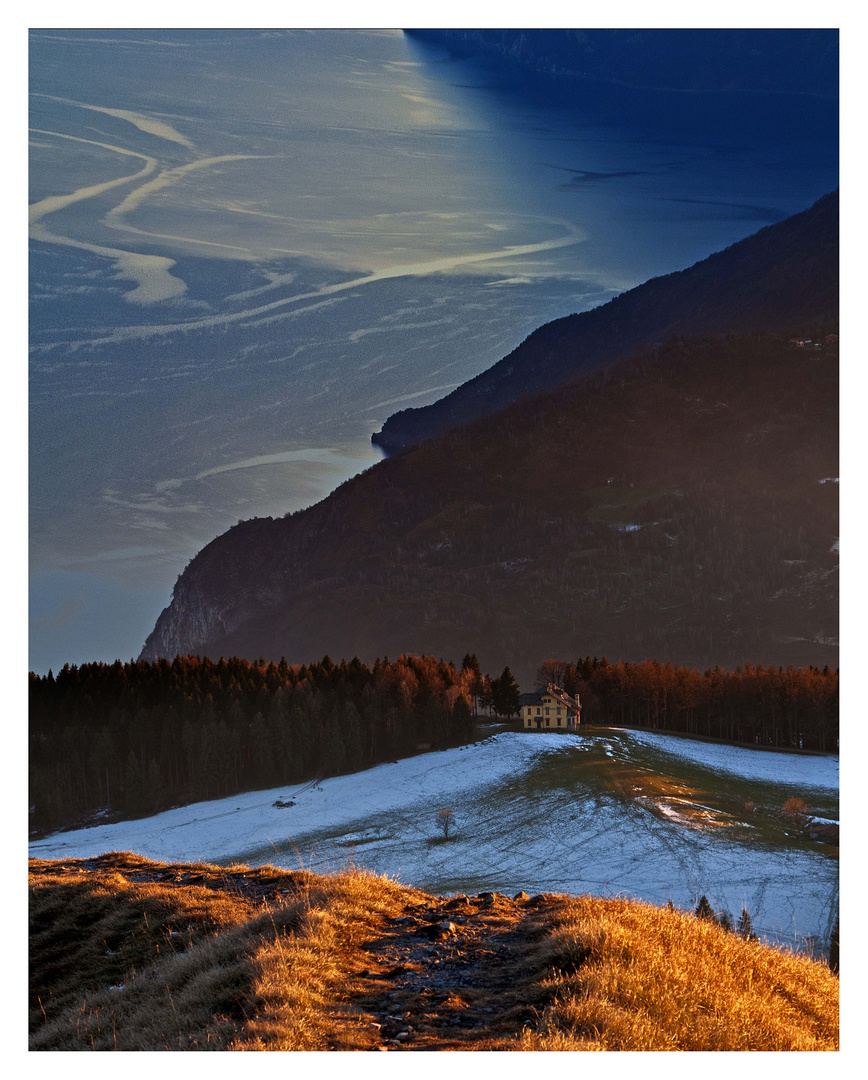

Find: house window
[546,717,550,726]
[537,707,541,715]
[545,708,550,715]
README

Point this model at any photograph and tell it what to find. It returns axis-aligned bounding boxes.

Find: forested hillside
[537,656,837,750]
[31,651,837,837]
[142,330,838,682]
[373,192,837,452]
[29,654,484,834]
[407,29,839,98]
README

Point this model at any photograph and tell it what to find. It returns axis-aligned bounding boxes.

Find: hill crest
[29,854,839,1051]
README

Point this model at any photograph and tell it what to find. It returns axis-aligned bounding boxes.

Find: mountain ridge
[142,327,838,685]
[142,192,838,680]
[372,191,838,453]
[406,29,839,99]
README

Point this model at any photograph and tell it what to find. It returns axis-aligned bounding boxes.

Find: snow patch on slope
[29,730,838,951]
[624,729,838,791]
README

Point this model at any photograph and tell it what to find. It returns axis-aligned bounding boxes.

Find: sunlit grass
[522,894,838,1051]
[31,854,837,1051]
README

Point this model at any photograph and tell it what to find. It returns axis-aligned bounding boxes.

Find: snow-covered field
[624,728,839,790]
[30,729,838,953]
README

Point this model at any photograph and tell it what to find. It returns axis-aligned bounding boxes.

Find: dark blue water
[28,30,838,671]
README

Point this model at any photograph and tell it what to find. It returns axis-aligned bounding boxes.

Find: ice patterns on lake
[29,29,839,670]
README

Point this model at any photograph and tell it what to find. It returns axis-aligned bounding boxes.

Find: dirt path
[342,890,560,1050]
[30,857,563,1050]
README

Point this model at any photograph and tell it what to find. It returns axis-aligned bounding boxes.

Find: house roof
[519,683,580,711]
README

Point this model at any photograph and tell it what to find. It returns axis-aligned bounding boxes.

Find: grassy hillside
[30,855,838,1051]
[142,330,838,684]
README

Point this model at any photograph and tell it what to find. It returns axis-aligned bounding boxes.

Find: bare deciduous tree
[782,796,809,829]
[436,807,456,840]
[537,658,567,689]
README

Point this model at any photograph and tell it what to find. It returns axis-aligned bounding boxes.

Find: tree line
[537,657,838,751]
[29,653,500,834]
[29,651,837,835]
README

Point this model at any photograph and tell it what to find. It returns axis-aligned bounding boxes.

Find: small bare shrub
[436,807,456,840]
[782,796,809,829]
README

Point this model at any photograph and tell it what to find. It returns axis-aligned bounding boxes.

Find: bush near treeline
[539,656,838,751]
[29,654,488,833]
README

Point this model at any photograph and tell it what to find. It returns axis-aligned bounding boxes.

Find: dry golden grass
[521,896,839,1051]
[29,854,420,1051]
[30,854,838,1051]
[236,866,422,1050]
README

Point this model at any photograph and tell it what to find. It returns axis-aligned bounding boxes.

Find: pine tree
[322,707,346,775]
[695,895,714,920]
[461,654,483,715]
[146,758,163,812]
[123,749,143,813]
[452,696,474,742]
[737,907,756,940]
[249,712,271,783]
[461,653,481,677]
[478,676,493,716]
[829,918,839,975]
[492,666,520,718]
[341,700,364,772]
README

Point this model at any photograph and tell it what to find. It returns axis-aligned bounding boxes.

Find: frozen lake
[29,30,838,670]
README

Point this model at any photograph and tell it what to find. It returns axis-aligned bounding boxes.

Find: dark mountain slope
[408,29,839,98]
[372,192,838,453]
[142,331,838,685]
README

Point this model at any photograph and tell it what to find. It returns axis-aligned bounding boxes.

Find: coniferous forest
[29,654,482,834]
[29,653,837,835]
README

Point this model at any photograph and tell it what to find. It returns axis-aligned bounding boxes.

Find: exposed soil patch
[339,890,563,1050]
[30,858,562,1050]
